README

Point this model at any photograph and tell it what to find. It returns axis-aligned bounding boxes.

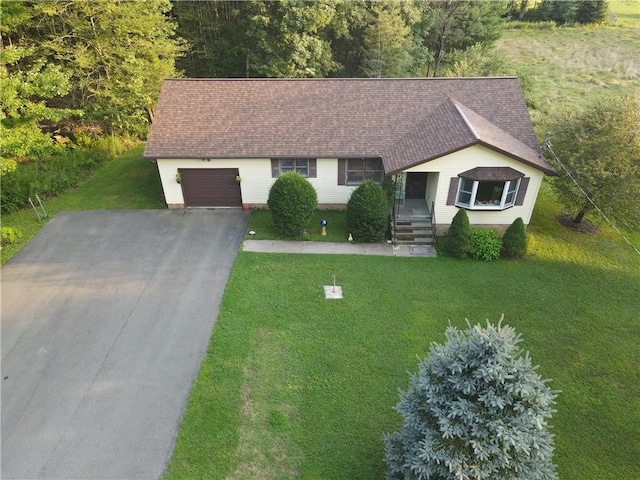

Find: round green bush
[445,209,473,258]
[267,172,318,238]
[346,180,389,243]
[502,217,528,259]
[471,228,502,261]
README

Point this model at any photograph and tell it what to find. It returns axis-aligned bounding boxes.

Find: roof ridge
[453,100,536,152]
[451,100,555,174]
[450,98,480,140]
[382,98,478,173]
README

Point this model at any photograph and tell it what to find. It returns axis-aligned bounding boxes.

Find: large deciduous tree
[0,1,75,172]
[361,0,431,78]
[547,94,640,229]
[173,0,434,79]
[384,318,558,480]
[30,0,184,137]
[172,0,338,78]
[326,0,370,77]
[421,0,504,77]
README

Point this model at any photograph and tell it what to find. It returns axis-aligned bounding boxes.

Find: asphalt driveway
[1,209,249,479]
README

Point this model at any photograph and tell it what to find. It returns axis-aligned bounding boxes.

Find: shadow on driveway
[1,209,248,479]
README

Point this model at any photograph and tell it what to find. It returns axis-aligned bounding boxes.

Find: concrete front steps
[392,217,435,245]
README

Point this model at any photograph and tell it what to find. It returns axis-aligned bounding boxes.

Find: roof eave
[477,142,558,176]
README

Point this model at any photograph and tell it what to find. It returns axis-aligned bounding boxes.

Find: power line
[542,132,640,255]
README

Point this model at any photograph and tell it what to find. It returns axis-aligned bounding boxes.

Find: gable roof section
[144,77,556,175]
[383,98,556,175]
[454,101,556,175]
[382,98,477,173]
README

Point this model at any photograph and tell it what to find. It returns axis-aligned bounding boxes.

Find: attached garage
[179,168,242,207]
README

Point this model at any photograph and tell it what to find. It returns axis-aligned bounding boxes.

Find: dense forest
[0,0,609,213]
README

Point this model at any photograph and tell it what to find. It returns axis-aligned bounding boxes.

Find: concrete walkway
[242,239,436,257]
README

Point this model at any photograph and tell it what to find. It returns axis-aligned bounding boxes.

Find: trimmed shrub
[384,318,558,480]
[346,180,389,243]
[445,209,473,258]
[502,217,528,259]
[381,176,397,209]
[267,172,318,238]
[471,228,502,261]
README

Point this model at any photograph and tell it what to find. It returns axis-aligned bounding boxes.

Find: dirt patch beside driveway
[1,209,248,479]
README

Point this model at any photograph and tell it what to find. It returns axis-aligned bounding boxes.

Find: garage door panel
[180,168,242,207]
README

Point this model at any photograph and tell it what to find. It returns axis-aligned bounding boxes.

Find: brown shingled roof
[144,77,556,175]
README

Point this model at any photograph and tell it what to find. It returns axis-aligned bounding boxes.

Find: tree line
[171,0,505,79]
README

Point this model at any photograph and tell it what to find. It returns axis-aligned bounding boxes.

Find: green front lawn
[246,208,349,242]
[164,185,640,479]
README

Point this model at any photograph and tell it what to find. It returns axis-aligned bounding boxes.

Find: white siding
[156,158,357,207]
[404,145,544,226]
[425,172,439,209]
[313,158,358,204]
[157,147,545,221]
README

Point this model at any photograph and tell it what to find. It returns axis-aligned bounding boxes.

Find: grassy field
[609,0,640,25]
[163,180,639,479]
[495,17,639,128]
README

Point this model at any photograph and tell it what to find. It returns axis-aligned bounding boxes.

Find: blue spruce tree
[384,317,558,480]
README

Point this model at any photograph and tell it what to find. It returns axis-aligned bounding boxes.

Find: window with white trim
[345,157,383,185]
[456,178,521,210]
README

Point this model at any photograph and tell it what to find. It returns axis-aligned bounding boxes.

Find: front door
[405,172,428,199]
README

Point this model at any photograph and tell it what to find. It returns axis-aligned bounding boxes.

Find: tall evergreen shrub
[384,318,558,480]
[502,217,528,259]
[267,172,317,238]
[446,208,473,258]
[346,180,389,243]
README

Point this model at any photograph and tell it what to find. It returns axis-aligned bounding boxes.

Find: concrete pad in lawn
[1,209,248,479]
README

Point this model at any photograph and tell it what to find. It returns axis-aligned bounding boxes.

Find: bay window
[454,167,524,210]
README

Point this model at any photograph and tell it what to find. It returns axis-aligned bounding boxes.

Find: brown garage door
[180,168,242,207]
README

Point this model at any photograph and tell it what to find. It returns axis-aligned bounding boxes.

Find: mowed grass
[246,208,349,242]
[164,182,640,480]
[0,146,164,265]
